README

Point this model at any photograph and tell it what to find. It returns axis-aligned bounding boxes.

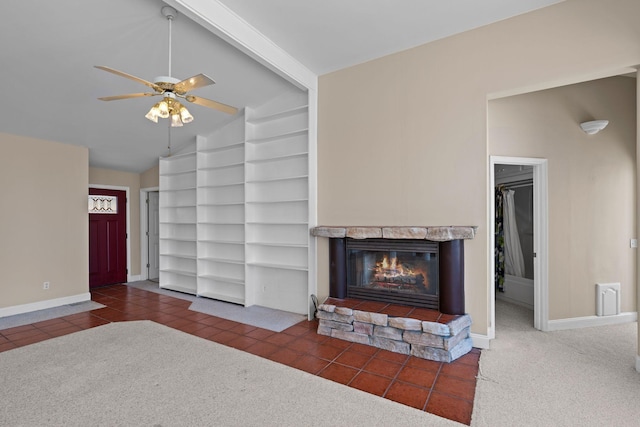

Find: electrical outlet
[43,281,50,290]
[631,239,638,249]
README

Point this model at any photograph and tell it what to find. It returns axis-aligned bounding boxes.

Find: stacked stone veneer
[317,304,473,363]
[311,225,477,241]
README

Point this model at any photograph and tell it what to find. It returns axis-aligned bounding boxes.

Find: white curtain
[503,189,525,277]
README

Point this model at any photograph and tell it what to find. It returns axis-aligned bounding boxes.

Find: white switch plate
[631,239,638,248]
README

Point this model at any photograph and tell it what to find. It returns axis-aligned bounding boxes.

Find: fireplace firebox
[346,239,439,309]
[322,231,468,315]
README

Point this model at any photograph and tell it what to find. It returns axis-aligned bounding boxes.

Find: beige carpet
[473,300,640,426]
[0,321,460,426]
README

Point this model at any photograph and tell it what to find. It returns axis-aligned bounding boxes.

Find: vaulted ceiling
[1,0,563,173]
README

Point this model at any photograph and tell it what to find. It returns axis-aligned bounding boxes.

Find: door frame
[140,187,159,281]
[88,185,132,283]
[489,156,549,337]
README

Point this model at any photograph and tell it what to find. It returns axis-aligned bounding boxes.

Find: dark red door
[89,188,127,288]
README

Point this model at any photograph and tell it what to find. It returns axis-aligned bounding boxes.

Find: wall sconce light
[580,120,609,135]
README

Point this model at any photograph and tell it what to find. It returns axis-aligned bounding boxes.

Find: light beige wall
[490,77,637,318]
[0,133,88,308]
[89,167,141,276]
[140,164,159,189]
[318,0,640,335]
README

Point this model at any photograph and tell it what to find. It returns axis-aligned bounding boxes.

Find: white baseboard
[128,275,142,283]
[0,293,91,318]
[498,275,534,310]
[546,311,637,331]
[471,333,491,349]
[496,294,534,311]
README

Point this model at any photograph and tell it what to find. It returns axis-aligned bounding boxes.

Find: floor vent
[596,283,621,316]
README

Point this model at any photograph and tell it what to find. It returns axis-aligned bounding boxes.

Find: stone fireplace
[311,226,477,362]
[312,226,476,315]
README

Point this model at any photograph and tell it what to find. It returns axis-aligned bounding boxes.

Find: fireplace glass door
[346,239,439,309]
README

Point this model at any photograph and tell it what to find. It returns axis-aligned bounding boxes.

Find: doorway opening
[147,191,160,282]
[489,156,549,338]
[140,188,160,282]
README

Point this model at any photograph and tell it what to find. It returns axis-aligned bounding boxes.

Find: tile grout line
[422,363,444,411]
[341,347,379,387]
[379,350,411,399]
[2,312,101,345]
[315,340,355,377]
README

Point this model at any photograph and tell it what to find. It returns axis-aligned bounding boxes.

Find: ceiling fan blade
[95,66,161,92]
[173,74,216,95]
[185,95,238,115]
[98,92,159,101]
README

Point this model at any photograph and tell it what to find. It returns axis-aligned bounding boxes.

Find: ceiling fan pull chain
[167,121,172,156]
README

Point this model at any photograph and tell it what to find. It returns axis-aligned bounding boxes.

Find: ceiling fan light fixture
[179,105,194,123]
[157,100,170,118]
[170,113,183,127]
[145,104,160,123]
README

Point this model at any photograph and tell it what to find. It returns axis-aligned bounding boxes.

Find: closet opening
[490,156,549,335]
[495,165,534,313]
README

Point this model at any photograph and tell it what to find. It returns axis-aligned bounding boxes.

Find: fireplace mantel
[311,226,477,241]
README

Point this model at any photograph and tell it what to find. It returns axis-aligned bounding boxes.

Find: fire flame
[363,253,431,293]
[375,255,426,282]
[381,255,404,276]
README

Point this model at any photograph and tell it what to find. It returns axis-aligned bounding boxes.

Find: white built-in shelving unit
[158,90,311,315]
[197,115,246,305]
[244,91,310,313]
[159,151,198,295]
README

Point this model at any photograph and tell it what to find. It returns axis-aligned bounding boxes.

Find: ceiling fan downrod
[161,6,177,78]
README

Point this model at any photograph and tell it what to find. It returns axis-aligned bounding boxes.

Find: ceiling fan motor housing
[154,76,181,93]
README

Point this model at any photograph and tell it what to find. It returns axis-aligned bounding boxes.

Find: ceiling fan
[95,6,238,127]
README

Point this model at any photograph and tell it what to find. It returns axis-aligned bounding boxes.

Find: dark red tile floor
[0,284,480,425]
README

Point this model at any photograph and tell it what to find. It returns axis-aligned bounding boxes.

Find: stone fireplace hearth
[317,298,473,362]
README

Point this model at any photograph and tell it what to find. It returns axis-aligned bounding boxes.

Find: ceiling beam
[163,0,317,92]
